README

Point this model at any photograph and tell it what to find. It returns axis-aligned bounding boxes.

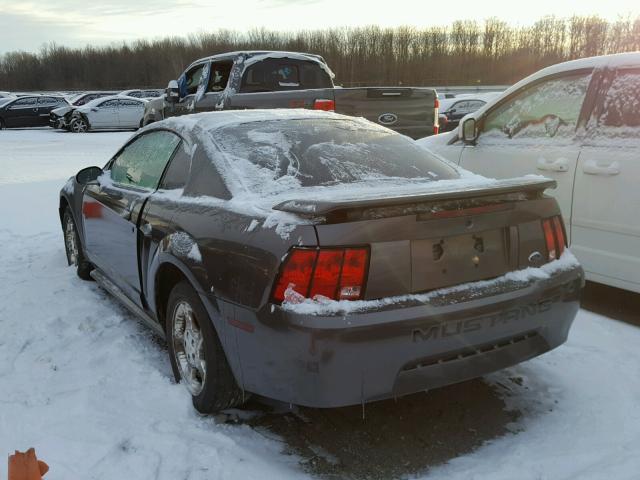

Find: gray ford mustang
[59,109,583,413]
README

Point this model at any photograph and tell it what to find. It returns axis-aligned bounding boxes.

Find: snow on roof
[159,109,367,134]
[79,95,148,108]
[470,52,640,120]
[186,50,335,79]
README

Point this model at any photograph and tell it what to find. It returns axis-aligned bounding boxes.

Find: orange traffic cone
[8,448,49,480]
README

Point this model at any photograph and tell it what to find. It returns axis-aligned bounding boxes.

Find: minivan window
[599,70,640,128]
[483,72,592,140]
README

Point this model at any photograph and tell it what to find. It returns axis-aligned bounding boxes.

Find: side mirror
[76,166,102,185]
[90,107,98,112]
[461,117,478,144]
[165,80,180,103]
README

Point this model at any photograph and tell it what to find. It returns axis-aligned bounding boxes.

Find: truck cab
[144,51,438,139]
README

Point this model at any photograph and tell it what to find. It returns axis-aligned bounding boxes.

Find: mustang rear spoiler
[273,177,557,216]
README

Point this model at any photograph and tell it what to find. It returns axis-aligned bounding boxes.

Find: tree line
[1,15,639,91]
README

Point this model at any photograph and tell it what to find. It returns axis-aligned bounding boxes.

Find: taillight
[541,216,566,261]
[314,99,335,111]
[272,247,369,304]
[553,216,566,257]
[433,97,440,134]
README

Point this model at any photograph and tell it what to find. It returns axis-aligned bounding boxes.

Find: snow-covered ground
[1,129,639,479]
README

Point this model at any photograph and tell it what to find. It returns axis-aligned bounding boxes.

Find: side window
[451,101,470,113]
[143,90,161,97]
[118,99,142,108]
[127,91,142,98]
[100,99,119,108]
[483,72,592,140]
[10,97,37,108]
[160,146,191,190]
[38,97,60,106]
[207,61,232,92]
[467,100,485,111]
[184,64,206,95]
[110,131,181,190]
[241,61,302,93]
[591,69,640,138]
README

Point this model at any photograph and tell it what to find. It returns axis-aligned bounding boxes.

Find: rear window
[212,118,458,193]
[240,59,332,93]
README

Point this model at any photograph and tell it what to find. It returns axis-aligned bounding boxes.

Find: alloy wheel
[71,119,88,133]
[171,301,207,396]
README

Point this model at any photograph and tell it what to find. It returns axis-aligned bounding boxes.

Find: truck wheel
[70,118,89,133]
[62,207,93,280]
[166,281,245,413]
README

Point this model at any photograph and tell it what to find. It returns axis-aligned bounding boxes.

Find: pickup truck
[142,51,439,139]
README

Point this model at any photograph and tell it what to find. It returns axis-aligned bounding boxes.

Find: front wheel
[62,207,93,280]
[166,281,245,413]
[70,117,89,133]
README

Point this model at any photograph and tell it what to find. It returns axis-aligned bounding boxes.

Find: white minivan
[419,52,640,293]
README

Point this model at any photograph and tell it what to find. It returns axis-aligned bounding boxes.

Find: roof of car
[80,94,147,107]
[186,50,328,68]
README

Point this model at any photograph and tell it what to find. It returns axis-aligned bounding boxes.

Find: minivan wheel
[166,281,245,413]
[70,118,89,133]
[62,207,93,280]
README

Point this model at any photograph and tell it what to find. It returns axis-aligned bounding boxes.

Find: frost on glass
[110,131,180,189]
[587,71,640,143]
[482,73,591,143]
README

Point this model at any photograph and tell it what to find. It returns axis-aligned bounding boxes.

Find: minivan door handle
[536,157,569,172]
[582,159,620,176]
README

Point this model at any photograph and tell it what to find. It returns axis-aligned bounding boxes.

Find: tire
[166,281,245,413]
[62,207,93,280]
[0,118,5,130]
[70,117,89,133]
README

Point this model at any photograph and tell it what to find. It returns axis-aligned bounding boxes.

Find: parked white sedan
[419,52,640,294]
[69,95,147,133]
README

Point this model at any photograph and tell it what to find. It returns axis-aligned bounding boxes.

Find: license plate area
[411,229,509,292]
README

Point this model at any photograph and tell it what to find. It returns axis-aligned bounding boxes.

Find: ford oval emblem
[378,113,398,125]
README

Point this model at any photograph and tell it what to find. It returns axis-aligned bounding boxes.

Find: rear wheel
[70,117,89,133]
[62,207,93,280]
[166,281,245,413]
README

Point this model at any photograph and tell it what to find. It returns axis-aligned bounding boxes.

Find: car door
[4,97,38,127]
[571,68,640,292]
[36,97,63,126]
[90,99,119,127]
[82,130,182,303]
[458,70,594,237]
[117,99,144,128]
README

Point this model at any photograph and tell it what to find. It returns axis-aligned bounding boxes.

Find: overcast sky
[1,0,639,54]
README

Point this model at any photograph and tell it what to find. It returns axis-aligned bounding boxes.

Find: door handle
[536,157,569,172]
[140,223,152,237]
[582,159,620,176]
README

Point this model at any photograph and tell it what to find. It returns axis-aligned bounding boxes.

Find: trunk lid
[274,177,558,300]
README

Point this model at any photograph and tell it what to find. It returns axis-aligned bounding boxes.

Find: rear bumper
[216,265,583,408]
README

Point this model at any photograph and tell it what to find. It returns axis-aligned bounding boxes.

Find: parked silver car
[69,95,147,133]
